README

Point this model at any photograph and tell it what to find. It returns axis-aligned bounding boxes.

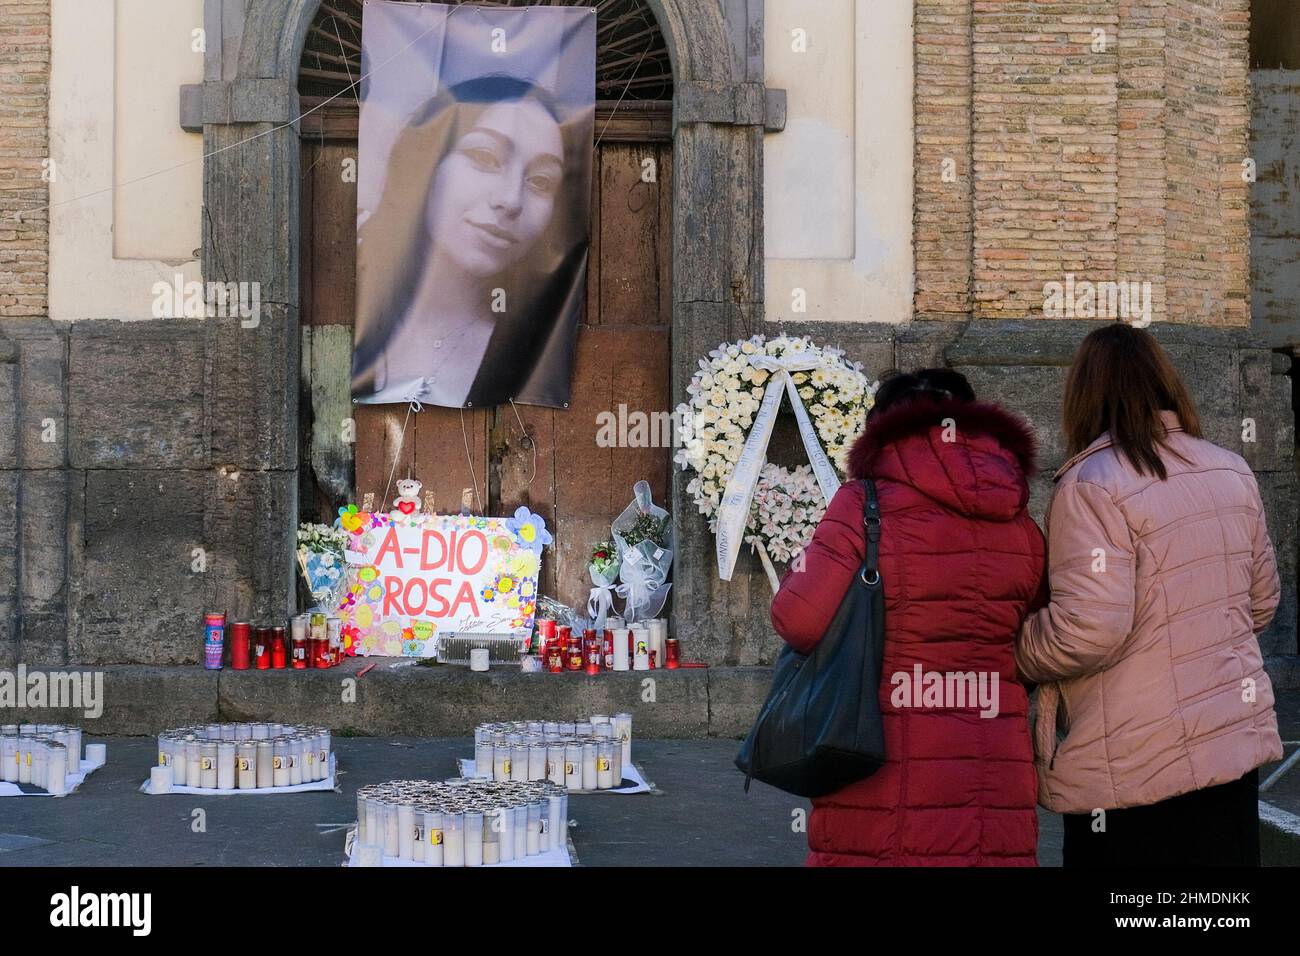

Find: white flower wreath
[674,334,876,570]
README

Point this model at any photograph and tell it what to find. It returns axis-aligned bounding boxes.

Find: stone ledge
[1,661,773,738]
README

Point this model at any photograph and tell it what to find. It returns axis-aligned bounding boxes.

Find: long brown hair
[1062,323,1202,479]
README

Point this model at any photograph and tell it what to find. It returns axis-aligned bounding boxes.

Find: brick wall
[0,0,48,318]
[916,0,1252,326]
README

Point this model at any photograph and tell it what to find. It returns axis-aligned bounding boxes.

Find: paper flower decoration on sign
[674,335,875,587]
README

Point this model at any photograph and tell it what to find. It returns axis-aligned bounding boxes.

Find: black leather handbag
[735,479,887,798]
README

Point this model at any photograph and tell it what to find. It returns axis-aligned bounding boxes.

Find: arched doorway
[296,0,674,610]
[200,0,769,660]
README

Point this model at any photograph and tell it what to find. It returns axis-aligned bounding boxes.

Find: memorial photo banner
[353,1,596,409]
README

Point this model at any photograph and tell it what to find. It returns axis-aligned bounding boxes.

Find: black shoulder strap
[862,479,881,576]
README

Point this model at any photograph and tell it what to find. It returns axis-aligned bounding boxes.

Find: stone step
[1,660,773,739]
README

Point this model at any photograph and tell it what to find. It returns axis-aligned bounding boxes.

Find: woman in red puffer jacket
[770,369,1046,866]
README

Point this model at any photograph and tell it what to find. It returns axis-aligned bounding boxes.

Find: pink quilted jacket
[1017,411,1282,814]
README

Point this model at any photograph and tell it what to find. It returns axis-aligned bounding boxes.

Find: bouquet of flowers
[586,539,620,628]
[611,480,673,622]
[296,522,350,612]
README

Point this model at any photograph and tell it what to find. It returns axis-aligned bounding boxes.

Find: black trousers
[1062,769,1260,867]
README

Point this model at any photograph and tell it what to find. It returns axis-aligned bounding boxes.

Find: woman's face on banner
[426,98,564,279]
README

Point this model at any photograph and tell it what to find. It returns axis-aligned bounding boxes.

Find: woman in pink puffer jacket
[1017,323,1283,866]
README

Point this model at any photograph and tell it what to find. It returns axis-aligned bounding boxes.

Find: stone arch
[199,0,776,660]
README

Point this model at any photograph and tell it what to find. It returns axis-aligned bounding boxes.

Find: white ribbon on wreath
[715,352,842,582]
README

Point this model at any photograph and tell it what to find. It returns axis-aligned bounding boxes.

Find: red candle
[229,622,251,670]
[254,627,271,670]
[271,626,287,669]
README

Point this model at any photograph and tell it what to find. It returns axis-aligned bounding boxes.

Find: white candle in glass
[581,742,597,791]
[464,810,484,866]
[548,795,564,851]
[482,809,500,865]
[318,732,331,781]
[614,713,633,766]
[398,804,415,860]
[84,741,107,767]
[597,740,615,790]
[512,805,527,859]
[527,742,546,781]
[252,723,269,740]
[365,798,379,846]
[444,811,465,867]
[564,742,582,790]
[612,628,631,670]
[298,737,313,784]
[200,742,218,789]
[68,728,82,774]
[498,805,515,863]
[45,747,67,796]
[510,743,527,782]
[382,803,399,858]
[425,810,444,867]
[494,747,511,783]
[30,740,47,791]
[288,742,302,786]
[149,763,172,795]
[412,812,425,864]
[186,740,202,789]
[611,734,623,786]
[1,735,18,783]
[546,742,565,786]
[526,802,542,856]
[237,742,255,789]
[255,741,273,788]
[217,742,236,790]
[474,739,493,778]
[272,740,290,788]
[632,628,650,670]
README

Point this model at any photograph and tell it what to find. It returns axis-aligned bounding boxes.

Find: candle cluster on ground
[1,724,85,795]
[472,714,633,791]
[154,723,332,791]
[355,779,570,866]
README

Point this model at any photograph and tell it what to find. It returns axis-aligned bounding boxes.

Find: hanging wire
[460,406,483,513]
[508,398,538,486]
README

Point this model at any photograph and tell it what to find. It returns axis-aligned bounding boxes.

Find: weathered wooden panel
[302,135,672,614]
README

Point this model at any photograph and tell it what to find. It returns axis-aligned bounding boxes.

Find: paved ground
[0,736,1067,866]
[11,702,1300,866]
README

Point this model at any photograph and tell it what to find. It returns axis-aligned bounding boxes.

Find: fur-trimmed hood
[848,398,1039,520]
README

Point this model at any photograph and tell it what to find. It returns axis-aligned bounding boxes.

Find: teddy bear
[390,478,424,519]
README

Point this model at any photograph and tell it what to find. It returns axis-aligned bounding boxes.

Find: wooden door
[299,104,673,612]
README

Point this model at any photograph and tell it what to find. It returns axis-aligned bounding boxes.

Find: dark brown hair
[1062,323,1202,479]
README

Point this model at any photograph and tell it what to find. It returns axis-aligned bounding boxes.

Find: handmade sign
[335,506,551,657]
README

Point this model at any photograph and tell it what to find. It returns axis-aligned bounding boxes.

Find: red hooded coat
[770,398,1047,866]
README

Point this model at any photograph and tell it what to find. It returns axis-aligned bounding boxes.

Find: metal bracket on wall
[675,81,786,132]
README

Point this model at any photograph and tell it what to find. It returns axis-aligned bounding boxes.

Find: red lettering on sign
[403,578,428,616]
[382,576,404,616]
[427,579,452,617]
[419,530,447,571]
[374,527,403,569]
[449,580,480,618]
[457,530,489,575]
